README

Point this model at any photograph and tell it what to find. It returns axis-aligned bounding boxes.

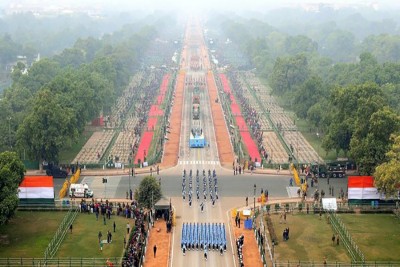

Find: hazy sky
[3,0,400,11]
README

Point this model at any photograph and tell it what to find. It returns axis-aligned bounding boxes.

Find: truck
[69,183,94,198]
[45,163,68,178]
[311,163,346,178]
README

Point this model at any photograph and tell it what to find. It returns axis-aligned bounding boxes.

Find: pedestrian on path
[113,221,116,232]
[69,224,73,233]
[153,245,157,258]
[246,196,248,206]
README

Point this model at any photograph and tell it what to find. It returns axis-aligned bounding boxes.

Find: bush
[265,215,279,245]
[360,210,393,214]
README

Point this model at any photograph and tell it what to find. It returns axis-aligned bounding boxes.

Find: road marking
[179,160,219,165]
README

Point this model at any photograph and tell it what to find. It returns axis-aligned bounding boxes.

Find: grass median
[0,211,66,257]
[56,212,129,258]
[268,212,350,262]
[340,213,400,261]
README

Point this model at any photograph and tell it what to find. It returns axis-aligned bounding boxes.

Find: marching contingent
[181,169,219,209]
[180,222,227,258]
[180,169,224,259]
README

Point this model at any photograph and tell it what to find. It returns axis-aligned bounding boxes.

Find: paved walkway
[231,215,263,267]
[144,220,171,267]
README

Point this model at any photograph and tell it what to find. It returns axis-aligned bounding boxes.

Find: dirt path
[207,71,235,167]
[144,220,171,267]
[161,70,185,168]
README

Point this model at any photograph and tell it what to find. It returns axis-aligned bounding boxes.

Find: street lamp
[253,184,256,214]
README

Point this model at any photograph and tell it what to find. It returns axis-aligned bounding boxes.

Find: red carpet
[219,73,261,162]
[241,131,261,162]
[149,105,164,117]
[135,131,154,164]
[235,116,248,131]
[219,74,231,93]
[147,117,158,131]
[157,95,164,105]
[231,103,242,116]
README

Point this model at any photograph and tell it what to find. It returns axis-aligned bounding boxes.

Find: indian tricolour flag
[18,176,55,204]
[348,176,382,204]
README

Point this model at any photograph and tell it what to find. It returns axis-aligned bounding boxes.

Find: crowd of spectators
[236,234,245,267]
[225,73,268,163]
[122,207,148,267]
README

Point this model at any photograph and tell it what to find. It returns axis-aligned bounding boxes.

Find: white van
[69,183,93,198]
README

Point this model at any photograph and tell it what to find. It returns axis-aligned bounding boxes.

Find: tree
[269,54,310,95]
[374,135,400,198]
[16,89,77,162]
[350,106,400,175]
[0,151,25,225]
[134,176,162,209]
[323,83,387,157]
[293,76,326,119]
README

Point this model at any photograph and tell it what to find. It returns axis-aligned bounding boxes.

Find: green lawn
[268,213,350,262]
[56,213,129,258]
[340,214,400,261]
[0,211,66,257]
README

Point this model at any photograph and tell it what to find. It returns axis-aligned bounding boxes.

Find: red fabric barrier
[134,131,154,164]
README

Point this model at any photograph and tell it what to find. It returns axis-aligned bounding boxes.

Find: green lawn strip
[340,214,400,261]
[56,213,128,258]
[269,213,349,262]
[0,211,66,257]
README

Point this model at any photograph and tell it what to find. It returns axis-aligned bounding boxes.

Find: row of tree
[0,23,157,163]
[212,17,400,74]
[216,16,400,196]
